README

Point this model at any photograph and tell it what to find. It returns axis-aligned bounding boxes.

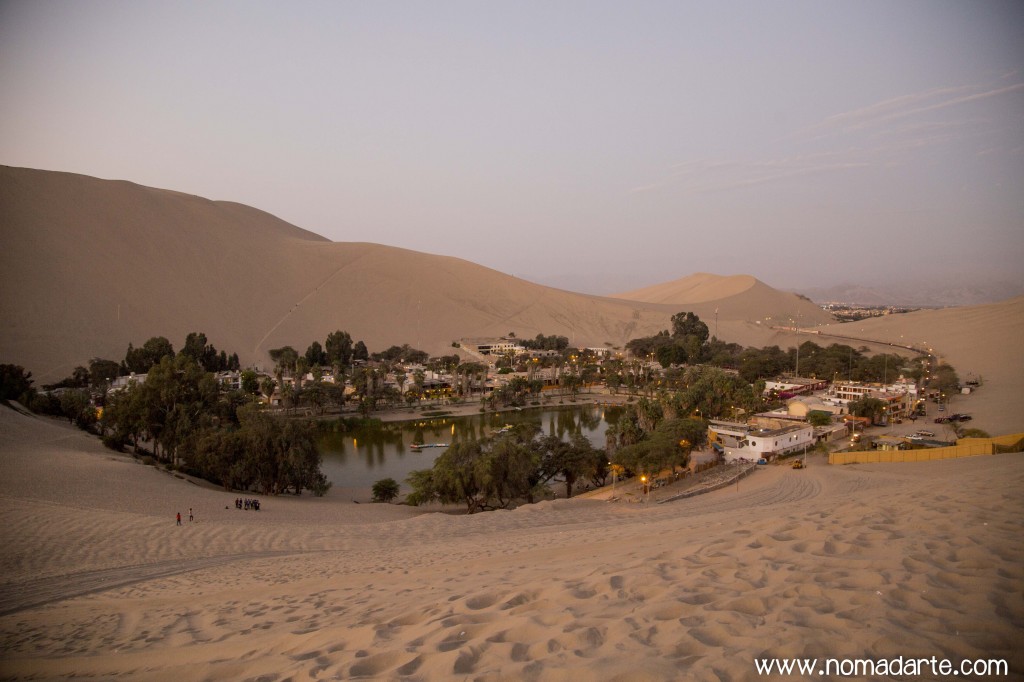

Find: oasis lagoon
[317,405,621,490]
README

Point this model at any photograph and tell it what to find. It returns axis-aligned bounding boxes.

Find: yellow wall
[829,433,1024,465]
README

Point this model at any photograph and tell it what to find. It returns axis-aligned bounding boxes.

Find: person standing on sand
[189,508,194,523]
[176,512,181,526]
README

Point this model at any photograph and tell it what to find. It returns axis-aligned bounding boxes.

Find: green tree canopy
[535,433,600,499]
[269,346,299,373]
[671,311,709,345]
[123,336,175,374]
[406,438,538,513]
[89,358,122,387]
[325,330,354,366]
[372,478,401,503]
[305,341,328,367]
[0,364,33,401]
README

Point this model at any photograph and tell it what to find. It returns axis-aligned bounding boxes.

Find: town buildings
[708,417,815,463]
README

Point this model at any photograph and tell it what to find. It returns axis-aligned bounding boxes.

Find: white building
[709,419,815,463]
[827,380,914,420]
[462,338,525,356]
[110,373,146,392]
[764,377,829,397]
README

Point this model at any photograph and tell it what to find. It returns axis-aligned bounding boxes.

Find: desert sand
[3,167,849,384]
[1,405,1022,681]
[2,165,1023,680]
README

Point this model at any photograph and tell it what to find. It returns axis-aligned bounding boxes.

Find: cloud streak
[629,153,871,195]
[794,80,1024,141]
[632,79,1023,196]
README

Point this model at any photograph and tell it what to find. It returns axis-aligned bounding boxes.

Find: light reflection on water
[317,405,619,489]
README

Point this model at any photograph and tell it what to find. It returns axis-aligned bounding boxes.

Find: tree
[806,411,833,427]
[240,370,260,395]
[560,372,582,399]
[269,346,299,375]
[848,397,886,424]
[181,332,225,371]
[372,478,401,503]
[59,389,96,429]
[656,342,688,368]
[406,438,537,513]
[535,433,599,499]
[294,356,309,390]
[612,418,702,481]
[124,336,175,374]
[325,331,354,367]
[671,311,709,344]
[89,358,122,387]
[0,364,33,401]
[932,363,960,397]
[353,340,369,362]
[260,377,276,401]
[305,341,327,367]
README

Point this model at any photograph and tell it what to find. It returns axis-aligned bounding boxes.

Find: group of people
[175,508,194,525]
[235,497,261,511]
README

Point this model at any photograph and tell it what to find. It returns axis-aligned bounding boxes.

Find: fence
[829,433,1024,465]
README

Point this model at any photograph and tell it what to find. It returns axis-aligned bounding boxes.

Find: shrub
[372,478,400,503]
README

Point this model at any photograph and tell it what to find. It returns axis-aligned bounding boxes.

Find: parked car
[958,414,972,422]
[915,430,935,437]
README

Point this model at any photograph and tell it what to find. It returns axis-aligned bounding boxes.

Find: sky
[2,1,1023,295]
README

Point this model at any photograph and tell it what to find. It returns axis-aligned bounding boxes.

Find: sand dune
[613,273,835,328]
[1,407,1021,680]
[3,166,838,383]
[615,272,758,304]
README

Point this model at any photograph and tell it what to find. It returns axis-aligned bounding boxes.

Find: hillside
[2,166,682,381]
[798,279,1024,308]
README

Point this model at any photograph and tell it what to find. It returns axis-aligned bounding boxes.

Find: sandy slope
[612,273,835,328]
[4,166,837,383]
[0,166,663,381]
[790,296,1024,436]
[0,407,1022,681]
[615,272,760,303]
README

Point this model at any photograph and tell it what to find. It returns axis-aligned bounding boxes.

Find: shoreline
[359,389,636,425]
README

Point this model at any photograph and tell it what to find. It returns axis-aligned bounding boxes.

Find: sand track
[0,551,301,618]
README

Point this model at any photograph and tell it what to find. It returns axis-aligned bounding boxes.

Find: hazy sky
[2,1,1022,294]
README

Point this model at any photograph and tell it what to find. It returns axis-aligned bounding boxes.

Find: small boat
[410,443,449,449]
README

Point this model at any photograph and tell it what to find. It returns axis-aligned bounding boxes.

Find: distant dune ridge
[612,273,835,327]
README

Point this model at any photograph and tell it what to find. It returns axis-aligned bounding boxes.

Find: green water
[317,404,619,489]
